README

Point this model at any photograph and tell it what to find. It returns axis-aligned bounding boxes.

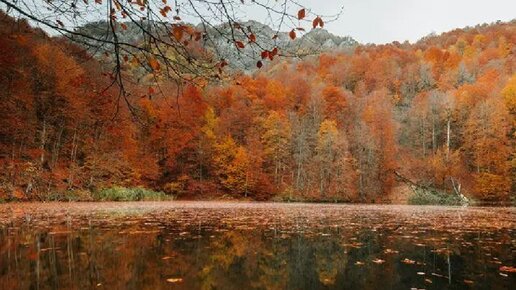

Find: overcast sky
[4,0,516,44]
[291,0,516,44]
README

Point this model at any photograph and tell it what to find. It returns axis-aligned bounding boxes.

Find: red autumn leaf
[120,23,128,30]
[289,29,296,40]
[261,50,269,59]
[313,16,324,29]
[319,17,324,28]
[297,8,306,20]
[271,47,278,56]
[173,16,181,21]
[148,87,155,94]
[235,41,245,49]
[172,25,183,41]
[248,33,256,43]
[149,58,160,71]
[257,60,263,68]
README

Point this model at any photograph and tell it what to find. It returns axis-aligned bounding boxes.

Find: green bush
[93,187,169,201]
[408,188,467,206]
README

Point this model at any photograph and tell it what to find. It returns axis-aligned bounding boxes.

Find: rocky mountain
[202,20,358,70]
[73,20,358,71]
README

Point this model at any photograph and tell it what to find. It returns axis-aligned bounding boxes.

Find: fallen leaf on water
[431,273,448,279]
[372,258,385,264]
[402,258,416,264]
[355,261,364,266]
[424,278,432,284]
[499,266,516,273]
[499,273,508,277]
[166,278,183,283]
[417,272,425,275]
[384,248,399,254]
[464,280,474,284]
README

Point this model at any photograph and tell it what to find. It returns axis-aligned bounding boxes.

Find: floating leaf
[402,258,416,264]
[499,266,516,273]
[166,278,183,283]
[372,258,385,264]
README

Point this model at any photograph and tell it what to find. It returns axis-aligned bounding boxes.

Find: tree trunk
[446,117,451,161]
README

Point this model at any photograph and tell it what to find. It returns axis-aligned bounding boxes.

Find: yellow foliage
[502,74,516,114]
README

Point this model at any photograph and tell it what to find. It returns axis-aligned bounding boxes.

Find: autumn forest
[0,12,515,204]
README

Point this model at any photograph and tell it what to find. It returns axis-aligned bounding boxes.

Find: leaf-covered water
[0,202,514,289]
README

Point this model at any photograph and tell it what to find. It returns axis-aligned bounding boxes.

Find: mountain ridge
[73,19,359,70]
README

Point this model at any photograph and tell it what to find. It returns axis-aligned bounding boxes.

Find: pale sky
[3,0,516,44]
[290,0,516,44]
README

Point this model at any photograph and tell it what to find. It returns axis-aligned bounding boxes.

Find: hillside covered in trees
[0,13,514,203]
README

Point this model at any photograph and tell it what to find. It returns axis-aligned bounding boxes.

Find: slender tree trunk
[446,117,451,161]
[40,119,46,165]
[431,114,436,154]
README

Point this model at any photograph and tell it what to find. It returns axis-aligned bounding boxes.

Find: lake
[0,202,514,289]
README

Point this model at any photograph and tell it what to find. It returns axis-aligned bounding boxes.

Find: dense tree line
[0,13,514,202]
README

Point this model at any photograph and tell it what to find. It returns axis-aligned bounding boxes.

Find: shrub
[93,187,169,201]
[408,188,467,206]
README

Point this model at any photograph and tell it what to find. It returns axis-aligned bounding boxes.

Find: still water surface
[0,202,514,289]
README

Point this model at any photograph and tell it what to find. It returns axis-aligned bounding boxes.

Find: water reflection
[0,202,514,289]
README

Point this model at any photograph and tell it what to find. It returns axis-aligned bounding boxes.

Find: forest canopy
[0,10,514,203]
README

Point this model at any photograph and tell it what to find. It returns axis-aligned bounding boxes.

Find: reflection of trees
[0,215,514,290]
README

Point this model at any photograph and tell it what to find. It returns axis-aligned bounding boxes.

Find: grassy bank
[408,188,468,206]
[3,187,172,202]
[92,187,170,201]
